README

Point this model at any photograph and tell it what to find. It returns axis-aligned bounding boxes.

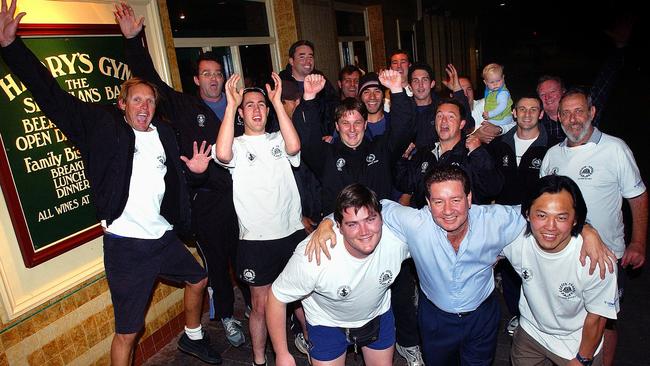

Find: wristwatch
[576,353,593,366]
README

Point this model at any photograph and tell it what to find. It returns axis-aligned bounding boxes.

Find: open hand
[180,141,212,174]
[0,0,26,47]
[225,74,243,107]
[114,2,144,39]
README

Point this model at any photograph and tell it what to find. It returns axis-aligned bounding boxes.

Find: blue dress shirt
[381,199,525,313]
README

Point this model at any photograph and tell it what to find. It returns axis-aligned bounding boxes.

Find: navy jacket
[1,38,190,232]
[488,125,552,205]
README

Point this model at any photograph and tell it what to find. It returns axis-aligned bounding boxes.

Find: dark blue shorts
[103,231,207,334]
[237,230,306,286]
[306,309,395,361]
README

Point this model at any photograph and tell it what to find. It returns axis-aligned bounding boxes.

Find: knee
[188,277,208,291]
[114,332,138,346]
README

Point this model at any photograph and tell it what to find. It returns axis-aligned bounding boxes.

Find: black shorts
[237,230,306,286]
[103,230,207,334]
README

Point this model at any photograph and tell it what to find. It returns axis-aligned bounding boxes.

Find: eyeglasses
[199,71,224,79]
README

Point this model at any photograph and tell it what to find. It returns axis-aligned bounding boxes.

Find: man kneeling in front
[266,184,409,366]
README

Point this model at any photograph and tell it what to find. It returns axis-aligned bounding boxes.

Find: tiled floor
[144,264,650,365]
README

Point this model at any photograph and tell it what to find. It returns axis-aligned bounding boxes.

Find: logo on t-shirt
[197,114,206,127]
[550,167,559,175]
[271,145,283,159]
[242,269,256,283]
[366,154,379,166]
[558,282,577,299]
[337,285,351,298]
[336,158,346,171]
[156,155,166,170]
[502,155,509,167]
[379,270,393,286]
[530,158,542,169]
[521,268,533,281]
[578,165,593,179]
[247,152,257,163]
[420,161,429,174]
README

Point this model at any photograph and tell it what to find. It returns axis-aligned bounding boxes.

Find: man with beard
[540,88,647,366]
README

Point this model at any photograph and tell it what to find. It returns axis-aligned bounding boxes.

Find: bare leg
[603,328,617,366]
[184,278,208,328]
[311,351,347,366]
[362,345,394,366]
[250,285,271,364]
[292,304,308,337]
[111,332,138,366]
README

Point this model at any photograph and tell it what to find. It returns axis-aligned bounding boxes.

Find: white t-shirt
[216,132,303,240]
[272,223,409,328]
[540,128,646,257]
[107,126,172,239]
[502,232,619,360]
[513,133,537,166]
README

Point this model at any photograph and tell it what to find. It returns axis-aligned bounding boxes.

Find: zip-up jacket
[295,91,415,215]
[1,38,190,232]
[488,125,551,205]
[396,138,503,208]
[124,32,240,193]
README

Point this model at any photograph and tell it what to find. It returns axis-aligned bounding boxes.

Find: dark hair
[522,175,587,237]
[515,93,543,110]
[389,49,411,64]
[335,97,368,123]
[436,98,467,121]
[334,184,382,224]
[536,75,565,94]
[193,51,223,76]
[238,87,268,109]
[559,87,593,109]
[424,166,471,199]
[339,65,361,81]
[408,62,434,83]
[289,40,315,58]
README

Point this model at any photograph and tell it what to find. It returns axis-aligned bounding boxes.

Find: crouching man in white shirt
[504,175,619,366]
[267,184,409,366]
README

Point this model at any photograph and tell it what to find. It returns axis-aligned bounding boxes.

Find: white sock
[184,325,203,340]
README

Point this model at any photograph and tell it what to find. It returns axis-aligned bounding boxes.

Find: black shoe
[178,332,223,364]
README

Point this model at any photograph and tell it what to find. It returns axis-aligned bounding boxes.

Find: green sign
[0,31,130,266]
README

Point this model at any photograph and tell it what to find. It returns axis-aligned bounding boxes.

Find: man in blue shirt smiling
[309,166,615,366]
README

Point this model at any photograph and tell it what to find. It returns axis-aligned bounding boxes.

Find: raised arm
[115,2,184,105]
[294,74,328,175]
[379,70,415,164]
[1,0,107,149]
[215,74,242,164]
[267,72,300,155]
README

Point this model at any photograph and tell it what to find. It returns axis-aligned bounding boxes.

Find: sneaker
[396,344,425,366]
[178,332,223,364]
[294,332,309,355]
[506,315,519,336]
[251,359,267,366]
[222,317,245,347]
